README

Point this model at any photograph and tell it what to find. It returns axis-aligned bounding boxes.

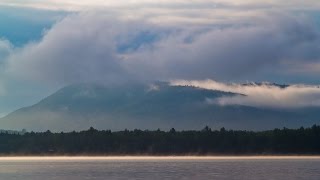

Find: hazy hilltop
[1,82,319,132]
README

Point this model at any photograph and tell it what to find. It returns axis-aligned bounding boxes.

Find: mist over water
[0,157,319,180]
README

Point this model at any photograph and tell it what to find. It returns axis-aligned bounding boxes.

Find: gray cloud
[2,9,320,87]
[0,39,12,62]
[1,0,320,12]
[127,13,320,82]
[4,12,174,85]
[6,13,127,86]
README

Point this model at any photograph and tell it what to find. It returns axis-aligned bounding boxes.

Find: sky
[1,0,320,115]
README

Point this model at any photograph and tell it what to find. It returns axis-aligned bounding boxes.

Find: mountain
[1,82,319,132]
[242,82,289,88]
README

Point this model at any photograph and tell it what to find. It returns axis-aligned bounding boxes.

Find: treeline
[0,125,320,155]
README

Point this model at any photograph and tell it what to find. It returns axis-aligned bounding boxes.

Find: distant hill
[241,82,289,88]
[0,82,319,132]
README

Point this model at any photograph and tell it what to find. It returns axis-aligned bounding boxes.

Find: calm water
[0,157,319,180]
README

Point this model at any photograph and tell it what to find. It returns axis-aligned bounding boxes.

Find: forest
[0,125,319,155]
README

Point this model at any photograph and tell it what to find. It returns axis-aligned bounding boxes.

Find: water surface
[0,156,319,180]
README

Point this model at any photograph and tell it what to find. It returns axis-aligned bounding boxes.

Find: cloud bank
[171,79,320,108]
[3,10,320,86]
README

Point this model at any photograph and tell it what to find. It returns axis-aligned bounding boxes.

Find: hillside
[0,82,319,131]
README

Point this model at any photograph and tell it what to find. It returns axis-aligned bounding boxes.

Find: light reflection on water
[0,157,319,180]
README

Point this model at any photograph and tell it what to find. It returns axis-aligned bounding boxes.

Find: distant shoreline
[0,156,320,161]
[0,126,319,155]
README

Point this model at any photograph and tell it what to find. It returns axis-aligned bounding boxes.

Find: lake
[0,156,319,180]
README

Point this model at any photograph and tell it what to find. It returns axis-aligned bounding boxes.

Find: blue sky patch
[0,6,67,46]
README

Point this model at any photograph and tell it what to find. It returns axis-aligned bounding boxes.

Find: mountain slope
[1,82,319,131]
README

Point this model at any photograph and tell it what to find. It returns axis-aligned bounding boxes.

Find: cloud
[5,13,128,85]
[126,13,320,82]
[3,9,320,87]
[170,79,320,108]
[0,39,12,62]
[1,0,320,12]
[0,39,12,96]
[0,0,319,88]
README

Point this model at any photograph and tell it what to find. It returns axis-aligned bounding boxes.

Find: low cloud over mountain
[171,79,320,108]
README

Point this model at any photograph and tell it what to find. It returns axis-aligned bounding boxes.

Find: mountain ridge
[1,82,319,132]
